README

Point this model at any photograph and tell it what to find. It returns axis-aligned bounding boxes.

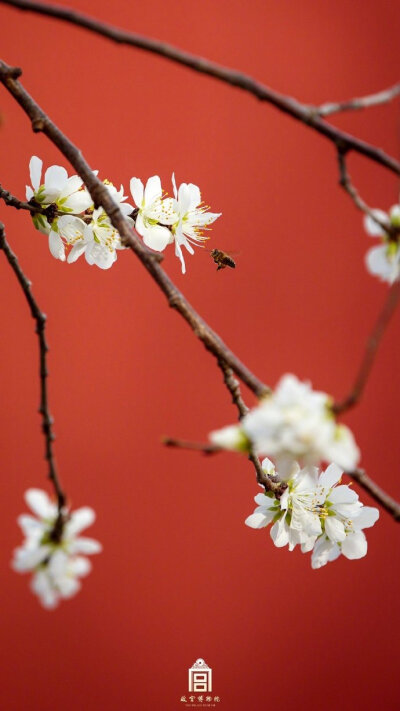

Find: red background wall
[0,1,399,709]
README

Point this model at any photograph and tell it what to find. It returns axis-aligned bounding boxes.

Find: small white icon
[188,658,212,693]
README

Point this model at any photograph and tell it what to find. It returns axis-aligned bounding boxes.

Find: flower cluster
[210,373,360,476]
[12,489,101,608]
[27,157,221,273]
[364,204,400,283]
[245,459,379,568]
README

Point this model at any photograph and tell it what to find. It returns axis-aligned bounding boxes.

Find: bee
[210,248,236,271]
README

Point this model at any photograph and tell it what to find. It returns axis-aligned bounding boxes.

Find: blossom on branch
[364,205,400,283]
[130,173,221,273]
[209,373,360,473]
[245,460,379,567]
[12,488,102,608]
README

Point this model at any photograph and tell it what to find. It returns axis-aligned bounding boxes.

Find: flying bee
[209,248,236,271]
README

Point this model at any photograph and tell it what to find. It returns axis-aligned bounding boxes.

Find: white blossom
[12,488,101,608]
[245,460,379,567]
[364,205,400,284]
[171,173,221,274]
[26,156,93,237]
[74,183,134,269]
[130,175,177,252]
[210,374,360,472]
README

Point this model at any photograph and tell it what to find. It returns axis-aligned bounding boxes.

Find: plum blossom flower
[210,374,360,473]
[130,176,178,252]
[245,460,379,566]
[12,488,101,608]
[171,174,221,274]
[364,205,400,284]
[26,156,93,237]
[67,182,134,269]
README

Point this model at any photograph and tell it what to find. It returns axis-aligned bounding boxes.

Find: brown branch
[337,150,397,237]
[163,437,221,455]
[314,82,400,117]
[0,60,269,398]
[0,222,66,514]
[348,469,400,521]
[217,359,287,497]
[1,0,399,175]
[333,281,400,414]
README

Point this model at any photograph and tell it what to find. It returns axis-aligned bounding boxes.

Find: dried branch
[217,360,286,496]
[163,438,221,455]
[348,469,400,521]
[337,150,397,237]
[1,0,399,175]
[0,61,269,399]
[333,281,400,414]
[0,222,66,517]
[314,83,400,117]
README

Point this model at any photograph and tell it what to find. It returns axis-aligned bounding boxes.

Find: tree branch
[0,60,269,399]
[0,222,66,516]
[348,469,400,521]
[1,0,399,175]
[314,82,400,117]
[337,150,397,237]
[333,281,400,414]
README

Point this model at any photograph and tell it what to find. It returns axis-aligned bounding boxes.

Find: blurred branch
[348,469,400,521]
[313,83,400,117]
[1,0,399,175]
[0,60,269,398]
[333,281,400,414]
[163,438,221,455]
[0,222,66,518]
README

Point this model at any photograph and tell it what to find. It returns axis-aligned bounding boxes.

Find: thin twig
[333,281,400,414]
[163,437,221,455]
[1,0,399,175]
[217,359,287,497]
[0,222,66,516]
[337,150,397,237]
[0,60,269,399]
[314,82,400,117]
[348,469,400,521]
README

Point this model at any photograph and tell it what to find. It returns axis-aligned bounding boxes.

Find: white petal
[29,156,42,192]
[48,549,69,578]
[270,513,289,547]
[69,556,92,577]
[328,485,358,504]
[144,176,162,205]
[12,545,50,571]
[67,242,87,264]
[364,210,388,236]
[171,172,178,199]
[85,243,116,270]
[66,507,95,537]
[26,186,34,201]
[186,183,201,210]
[58,174,83,197]
[261,457,275,477]
[24,488,57,519]
[31,570,59,608]
[366,245,393,281]
[44,165,68,192]
[245,512,270,529]
[17,514,45,538]
[57,215,86,241]
[209,424,247,451]
[62,190,93,214]
[142,224,172,252]
[58,576,81,598]
[318,463,343,490]
[311,536,338,569]
[341,531,367,559]
[352,506,379,530]
[175,239,186,274]
[324,516,346,543]
[68,537,102,555]
[130,177,144,207]
[254,492,276,509]
[177,183,192,214]
[48,230,66,261]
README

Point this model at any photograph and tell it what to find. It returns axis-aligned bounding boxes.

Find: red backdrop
[0,1,399,709]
